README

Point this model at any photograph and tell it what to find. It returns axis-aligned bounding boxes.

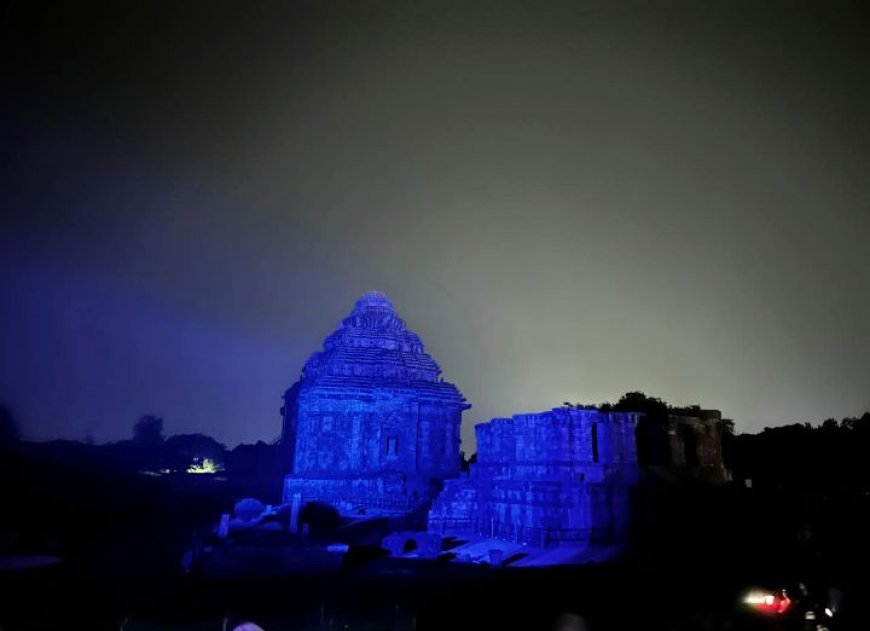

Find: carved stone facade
[428,408,640,546]
[281,291,470,516]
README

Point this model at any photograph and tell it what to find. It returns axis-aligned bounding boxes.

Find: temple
[428,408,641,546]
[280,291,470,516]
[277,292,726,556]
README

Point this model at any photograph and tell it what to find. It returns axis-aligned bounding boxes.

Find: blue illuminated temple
[280,291,470,516]
[428,408,640,546]
[280,291,642,550]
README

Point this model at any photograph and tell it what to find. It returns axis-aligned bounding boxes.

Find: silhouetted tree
[563,401,601,410]
[0,404,21,449]
[717,418,736,437]
[132,415,164,444]
[729,412,870,494]
[612,391,669,417]
[821,418,839,433]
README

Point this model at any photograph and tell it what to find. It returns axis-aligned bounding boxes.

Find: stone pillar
[217,513,230,539]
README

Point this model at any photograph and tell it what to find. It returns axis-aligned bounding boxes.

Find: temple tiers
[280,291,470,516]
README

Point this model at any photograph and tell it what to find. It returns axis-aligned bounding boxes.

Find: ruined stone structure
[276,291,728,554]
[281,291,470,516]
[638,409,729,481]
[428,408,640,546]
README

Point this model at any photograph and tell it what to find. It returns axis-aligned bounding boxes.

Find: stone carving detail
[428,407,641,546]
[281,291,470,516]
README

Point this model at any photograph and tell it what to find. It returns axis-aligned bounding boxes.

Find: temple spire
[280,291,470,518]
[354,290,394,311]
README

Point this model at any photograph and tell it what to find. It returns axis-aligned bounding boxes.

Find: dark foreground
[2,547,867,631]
[3,445,870,630]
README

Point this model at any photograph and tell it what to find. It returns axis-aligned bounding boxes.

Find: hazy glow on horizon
[2,2,868,450]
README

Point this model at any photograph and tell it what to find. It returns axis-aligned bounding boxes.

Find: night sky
[3,1,869,450]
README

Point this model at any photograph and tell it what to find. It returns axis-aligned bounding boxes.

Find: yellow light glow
[743,592,773,605]
[187,457,221,474]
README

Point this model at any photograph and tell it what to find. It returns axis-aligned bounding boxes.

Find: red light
[744,590,790,615]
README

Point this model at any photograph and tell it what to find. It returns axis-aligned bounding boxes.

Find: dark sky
[2,1,869,450]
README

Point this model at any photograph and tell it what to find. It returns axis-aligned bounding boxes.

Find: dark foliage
[132,415,164,445]
[730,412,870,494]
[0,404,21,448]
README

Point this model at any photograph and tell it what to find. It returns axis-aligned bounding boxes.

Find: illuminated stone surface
[280,291,470,516]
[429,407,640,546]
[279,291,643,550]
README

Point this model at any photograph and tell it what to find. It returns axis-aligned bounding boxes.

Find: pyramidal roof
[298,292,466,403]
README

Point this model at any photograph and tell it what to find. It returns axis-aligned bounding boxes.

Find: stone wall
[429,407,640,546]
[634,408,729,480]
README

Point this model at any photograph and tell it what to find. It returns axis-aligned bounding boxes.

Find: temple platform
[442,534,623,567]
